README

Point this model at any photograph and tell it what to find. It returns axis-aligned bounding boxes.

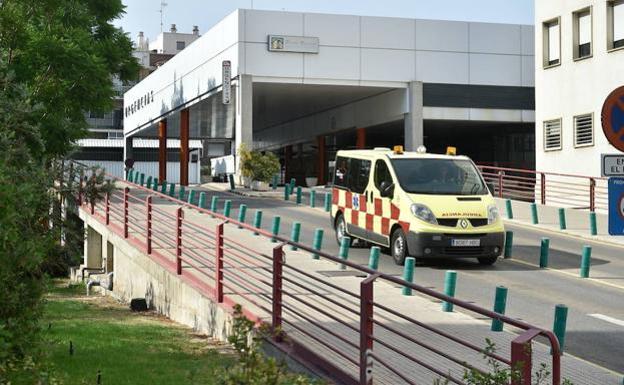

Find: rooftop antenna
[159,0,168,33]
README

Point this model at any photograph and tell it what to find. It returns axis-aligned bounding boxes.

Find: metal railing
[66,162,562,385]
[478,165,608,213]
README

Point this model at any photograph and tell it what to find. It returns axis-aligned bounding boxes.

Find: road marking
[504,220,624,249]
[589,313,624,327]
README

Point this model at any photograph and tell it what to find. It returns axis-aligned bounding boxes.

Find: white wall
[535,0,624,177]
[78,160,201,185]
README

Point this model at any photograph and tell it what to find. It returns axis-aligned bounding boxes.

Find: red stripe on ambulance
[366,214,374,231]
[332,188,339,204]
[374,198,382,216]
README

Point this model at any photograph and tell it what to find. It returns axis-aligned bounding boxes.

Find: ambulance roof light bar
[416,145,427,154]
[393,145,404,154]
[446,146,457,156]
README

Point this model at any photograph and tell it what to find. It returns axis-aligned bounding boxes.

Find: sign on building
[268,35,319,53]
[222,60,231,105]
[601,154,624,177]
[608,177,624,235]
[601,85,624,151]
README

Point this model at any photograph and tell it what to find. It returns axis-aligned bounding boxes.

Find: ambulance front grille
[443,247,485,256]
[437,219,488,227]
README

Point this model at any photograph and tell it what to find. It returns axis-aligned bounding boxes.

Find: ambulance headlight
[410,204,437,225]
[487,204,500,225]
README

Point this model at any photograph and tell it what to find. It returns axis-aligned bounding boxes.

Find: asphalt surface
[157,185,624,375]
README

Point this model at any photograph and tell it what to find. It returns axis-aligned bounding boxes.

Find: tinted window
[374,160,393,191]
[334,156,349,188]
[391,158,487,195]
[333,156,371,193]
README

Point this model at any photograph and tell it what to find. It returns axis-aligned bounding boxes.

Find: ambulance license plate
[451,239,480,247]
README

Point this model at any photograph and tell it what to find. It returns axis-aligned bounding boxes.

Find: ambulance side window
[374,160,393,191]
[334,156,350,189]
[349,159,371,194]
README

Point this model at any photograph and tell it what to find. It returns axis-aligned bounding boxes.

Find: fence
[67,161,562,385]
[478,165,608,213]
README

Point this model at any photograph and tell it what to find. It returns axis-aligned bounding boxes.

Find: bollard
[402,257,415,296]
[272,174,278,190]
[338,236,350,270]
[324,192,331,212]
[210,196,218,214]
[491,286,508,332]
[580,245,592,278]
[161,181,167,194]
[146,176,152,189]
[178,185,186,201]
[134,171,140,184]
[290,222,301,250]
[127,169,134,181]
[168,183,175,197]
[152,177,159,191]
[228,174,235,190]
[310,190,316,208]
[187,189,196,205]
[504,231,513,258]
[253,210,263,236]
[539,237,550,268]
[505,199,513,219]
[289,178,296,191]
[368,246,380,271]
[553,304,568,353]
[589,211,597,236]
[284,184,290,201]
[271,216,281,243]
[140,173,145,186]
[223,200,232,218]
[296,186,302,205]
[237,204,247,228]
[442,271,457,312]
[198,192,207,209]
[530,202,538,224]
[312,228,323,259]
[558,208,567,230]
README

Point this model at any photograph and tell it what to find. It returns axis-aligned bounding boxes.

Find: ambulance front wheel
[334,213,354,247]
[391,229,408,265]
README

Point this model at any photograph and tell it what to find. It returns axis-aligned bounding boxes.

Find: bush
[238,144,280,183]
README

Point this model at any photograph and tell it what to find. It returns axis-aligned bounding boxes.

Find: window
[543,18,561,67]
[334,156,350,188]
[544,119,562,151]
[573,8,592,59]
[574,114,594,147]
[176,41,186,50]
[608,0,624,50]
[374,160,393,191]
[333,156,371,194]
[89,111,105,119]
[391,159,488,195]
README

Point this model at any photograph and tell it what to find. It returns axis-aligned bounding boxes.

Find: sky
[115,0,534,43]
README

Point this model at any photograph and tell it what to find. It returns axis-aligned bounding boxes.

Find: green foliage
[218,305,323,385]
[238,144,280,183]
[239,143,254,179]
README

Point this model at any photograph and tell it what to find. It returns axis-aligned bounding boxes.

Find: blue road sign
[608,177,624,235]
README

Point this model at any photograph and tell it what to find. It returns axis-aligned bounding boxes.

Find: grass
[43,280,234,385]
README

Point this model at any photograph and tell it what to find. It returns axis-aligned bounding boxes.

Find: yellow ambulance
[331,146,504,265]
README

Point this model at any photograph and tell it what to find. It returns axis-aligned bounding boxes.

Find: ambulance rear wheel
[334,213,353,246]
[391,229,408,265]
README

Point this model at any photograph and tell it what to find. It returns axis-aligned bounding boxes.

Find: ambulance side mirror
[486,182,496,195]
[379,181,394,198]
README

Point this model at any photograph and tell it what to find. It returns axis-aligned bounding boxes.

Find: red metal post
[105,192,110,225]
[123,187,129,238]
[497,171,504,198]
[510,328,540,385]
[176,207,183,275]
[590,178,596,211]
[272,244,284,342]
[540,173,546,205]
[146,196,152,254]
[360,273,379,385]
[215,222,224,303]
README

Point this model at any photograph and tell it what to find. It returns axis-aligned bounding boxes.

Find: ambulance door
[369,159,395,246]
[345,157,372,241]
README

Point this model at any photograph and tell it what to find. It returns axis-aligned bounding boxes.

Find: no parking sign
[608,177,624,235]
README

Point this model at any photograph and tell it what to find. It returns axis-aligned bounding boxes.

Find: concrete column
[84,225,103,269]
[235,74,253,180]
[180,108,189,186]
[123,136,134,178]
[404,81,424,151]
[316,136,326,185]
[158,119,167,182]
[356,128,366,149]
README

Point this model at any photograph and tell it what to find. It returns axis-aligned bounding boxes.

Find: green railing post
[127,169,134,181]
[178,185,186,201]
[324,192,331,212]
[139,173,145,186]
[210,196,218,214]
[253,210,263,236]
[168,183,175,197]
[290,222,301,250]
[368,246,380,271]
[237,204,247,228]
[540,237,550,268]
[504,231,513,258]
[310,190,316,208]
[198,192,207,209]
[553,304,568,353]
[530,203,538,224]
[228,174,235,190]
[442,271,457,312]
[580,245,592,278]
[161,181,167,194]
[312,228,323,259]
[296,186,302,205]
[272,175,278,190]
[284,184,290,201]
[589,211,597,236]
[187,189,196,205]
[134,171,140,184]
[491,286,508,332]
[271,216,281,243]
[223,200,232,218]
[338,236,350,270]
[558,208,567,230]
[289,178,296,191]
[402,257,415,296]
[152,177,159,191]
[146,176,152,189]
[505,199,513,219]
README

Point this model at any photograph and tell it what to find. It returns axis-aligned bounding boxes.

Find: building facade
[535,0,624,177]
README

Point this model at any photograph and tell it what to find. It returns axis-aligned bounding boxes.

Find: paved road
[157,184,624,375]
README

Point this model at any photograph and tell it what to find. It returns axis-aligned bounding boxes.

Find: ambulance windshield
[391,158,488,195]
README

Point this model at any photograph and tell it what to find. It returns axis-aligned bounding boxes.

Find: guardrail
[66,161,562,385]
[478,165,608,213]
